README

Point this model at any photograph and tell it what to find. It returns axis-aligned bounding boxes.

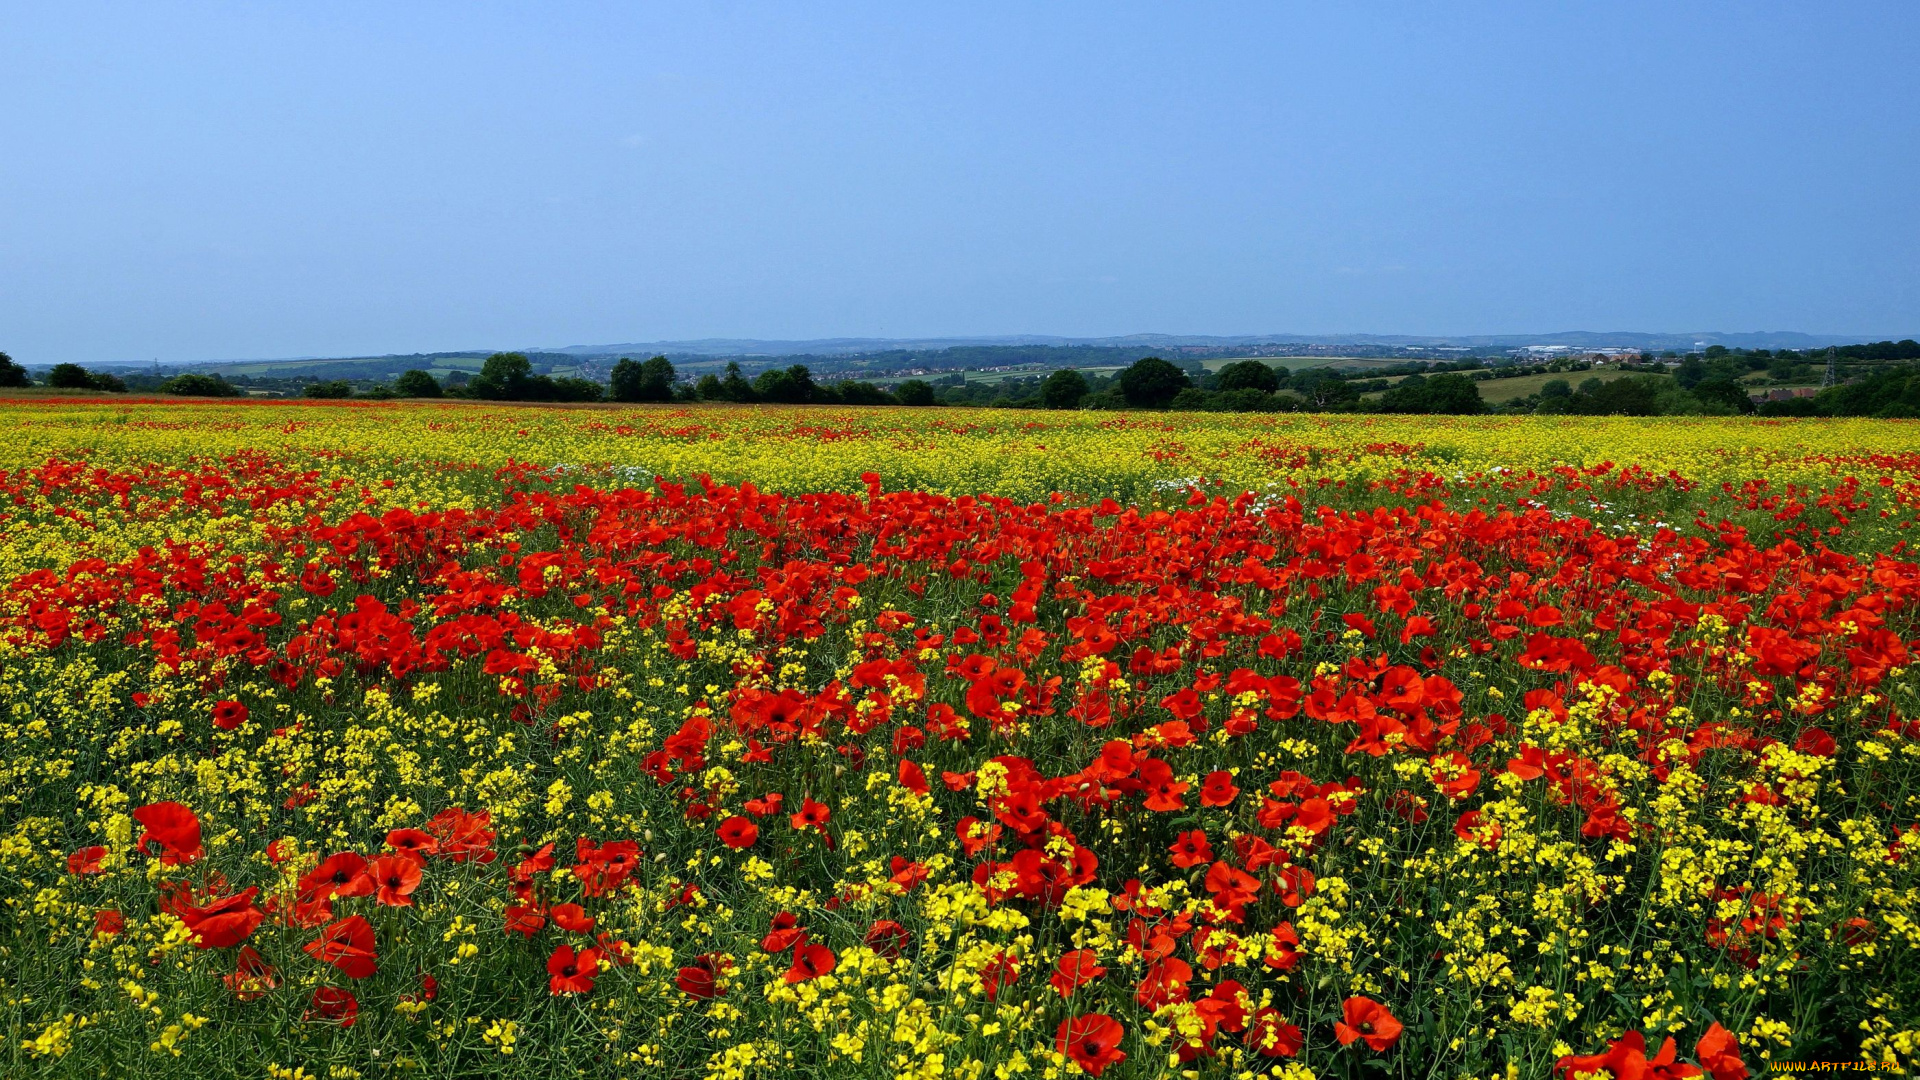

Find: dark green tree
[1117,356,1189,408]
[47,363,97,389]
[1041,369,1089,409]
[1692,377,1756,414]
[162,373,241,397]
[0,352,26,388]
[394,370,443,397]
[893,380,936,406]
[717,362,756,403]
[471,352,536,399]
[1215,360,1279,394]
[304,380,353,399]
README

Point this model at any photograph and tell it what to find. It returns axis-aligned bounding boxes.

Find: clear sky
[3,3,1916,364]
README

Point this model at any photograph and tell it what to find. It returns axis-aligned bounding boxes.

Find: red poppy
[504,903,545,937]
[863,919,911,959]
[784,941,837,983]
[132,801,203,865]
[675,953,728,999]
[743,792,784,817]
[547,944,602,995]
[716,815,759,850]
[307,987,359,1027]
[1170,830,1214,869]
[1050,950,1108,997]
[300,852,374,903]
[790,798,831,833]
[211,699,249,730]
[1244,1008,1303,1057]
[304,914,379,979]
[385,828,438,862]
[1056,1013,1126,1077]
[1553,1030,1699,1079]
[1335,996,1403,1052]
[181,887,266,949]
[550,902,596,933]
[93,909,125,938]
[225,946,279,1000]
[425,807,496,863]
[1199,770,1240,807]
[369,854,422,907]
[1695,1023,1748,1080]
[66,846,107,875]
[750,910,801,952]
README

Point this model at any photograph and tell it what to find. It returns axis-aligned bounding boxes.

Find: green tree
[694,373,724,400]
[1117,356,1189,408]
[1214,360,1278,394]
[471,352,535,400]
[611,356,677,402]
[0,352,26,388]
[1692,377,1756,414]
[1041,369,1089,409]
[717,362,756,403]
[304,380,353,399]
[162,373,241,397]
[47,363,97,390]
[394,370,443,397]
[894,380,936,406]
[1540,379,1572,399]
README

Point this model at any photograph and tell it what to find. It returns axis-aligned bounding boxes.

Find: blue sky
[2,2,1915,363]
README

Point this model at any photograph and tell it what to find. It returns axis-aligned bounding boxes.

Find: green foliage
[1215,360,1280,394]
[611,356,676,403]
[0,352,26,388]
[1117,356,1189,408]
[161,373,242,397]
[1377,372,1485,415]
[304,380,354,399]
[394,370,443,398]
[893,380,936,406]
[549,377,606,403]
[1040,368,1089,410]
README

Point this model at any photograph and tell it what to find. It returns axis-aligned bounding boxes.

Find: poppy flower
[181,887,266,949]
[550,902,596,933]
[304,914,379,979]
[211,699,249,730]
[1050,950,1107,997]
[1244,1008,1303,1057]
[306,986,359,1027]
[1056,1013,1126,1077]
[1199,770,1239,807]
[547,944,602,995]
[1334,996,1403,1051]
[1695,1023,1748,1080]
[1553,1030,1698,1079]
[504,903,545,937]
[300,852,374,903]
[132,801,203,865]
[761,912,806,953]
[66,846,107,875]
[93,909,125,938]
[863,919,910,959]
[224,946,279,1000]
[1169,830,1214,869]
[716,815,759,850]
[385,828,438,862]
[369,854,422,907]
[742,792,783,817]
[790,798,831,833]
[784,941,837,983]
[887,856,928,892]
[675,953,727,999]
[425,807,496,863]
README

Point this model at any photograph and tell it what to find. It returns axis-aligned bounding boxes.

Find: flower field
[3,398,1920,1078]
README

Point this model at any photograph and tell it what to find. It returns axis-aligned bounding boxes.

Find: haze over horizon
[3,3,1916,365]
